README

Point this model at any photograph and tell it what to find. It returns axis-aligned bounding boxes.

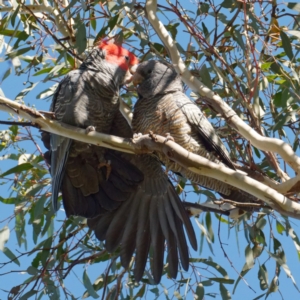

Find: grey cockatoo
[41,45,197,283]
[131,60,257,204]
[47,42,140,217]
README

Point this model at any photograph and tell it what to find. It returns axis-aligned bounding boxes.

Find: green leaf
[83,270,100,299]
[0,163,33,178]
[33,67,53,76]
[221,0,236,9]
[280,31,294,60]
[35,237,53,265]
[258,264,268,290]
[196,283,204,299]
[287,30,300,40]
[256,218,267,230]
[3,247,20,266]
[75,21,87,54]
[27,266,38,275]
[261,62,273,71]
[9,124,18,136]
[150,287,159,296]
[201,280,213,286]
[253,293,267,300]
[273,91,282,107]
[34,195,47,218]
[134,283,146,299]
[205,212,214,242]
[286,2,300,12]
[267,276,279,294]
[166,23,179,40]
[174,291,183,299]
[198,3,210,14]
[245,244,254,269]
[233,29,245,51]
[19,290,38,300]
[195,219,214,255]
[209,278,234,284]
[267,250,298,287]
[0,225,9,251]
[276,221,285,235]
[199,64,212,90]
[1,67,12,82]
[108,14,119,31]
[252,244,264,259]
[15,82,40,100]
[41,211,54,237]
[219,283,232,300]
[253,146,261,158]
[272,113,291,132]
[15,209,25,247]
[0,29,24,38]
[94,25,109,45]
[10,5,20,27]
[190,258,229,278]
[6,47,32,59]
[0,197,17,204]
[90,12,96,31]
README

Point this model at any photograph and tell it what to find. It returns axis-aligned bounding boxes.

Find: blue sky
[1,1,300,299]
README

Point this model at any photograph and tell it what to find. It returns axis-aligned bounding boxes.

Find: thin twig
[218,219,256,293]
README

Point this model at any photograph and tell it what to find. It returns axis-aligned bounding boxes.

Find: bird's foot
[148,130,157,141]
[98,160,112,180]
[164,133,174,142]
[86,126,96,134]
[133,132,143,139]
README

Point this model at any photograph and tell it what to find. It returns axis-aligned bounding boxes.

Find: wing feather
[176,93,236,170]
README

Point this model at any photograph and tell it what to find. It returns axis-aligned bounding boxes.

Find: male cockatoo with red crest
[42,43,197,283]
[47,41,139,217]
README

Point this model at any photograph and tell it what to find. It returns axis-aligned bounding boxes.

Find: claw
[86,126,96,134]
[165,133,174,142]
[133,132,143,139]
[148,130,156,140]
[98,160,112,180]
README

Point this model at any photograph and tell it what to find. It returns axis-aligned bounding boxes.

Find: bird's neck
[80,48,126,93]
[80,48,106,71]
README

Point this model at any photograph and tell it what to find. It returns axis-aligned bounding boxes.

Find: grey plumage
[88,110,197,283]
[48,43,140,217]
[42,47,197,283]
[132,60,257,203]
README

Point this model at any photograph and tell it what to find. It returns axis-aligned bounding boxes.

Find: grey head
[132,60,183,98]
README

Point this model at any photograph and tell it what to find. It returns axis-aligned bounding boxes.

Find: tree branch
[1,95,300,218]
[144,0,300,175]
[0,96,135,154]
[1,2,75,43]
[132,133,300,219]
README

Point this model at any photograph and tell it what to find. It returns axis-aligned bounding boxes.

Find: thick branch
[1,95,300,218]
[0,96,134,155]
[133,134,300,219]
[144,0,300,175]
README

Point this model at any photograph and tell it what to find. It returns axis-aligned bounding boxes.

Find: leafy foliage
[0,0,300,299]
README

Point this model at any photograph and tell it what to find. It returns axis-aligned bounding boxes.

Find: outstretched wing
[88,110,197,283]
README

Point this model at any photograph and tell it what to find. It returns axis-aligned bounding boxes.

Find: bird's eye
[148,70,152,74]
[124,55,129,61]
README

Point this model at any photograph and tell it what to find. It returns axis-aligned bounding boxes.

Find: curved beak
[132,72,144,86]
[130,64,138,75]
